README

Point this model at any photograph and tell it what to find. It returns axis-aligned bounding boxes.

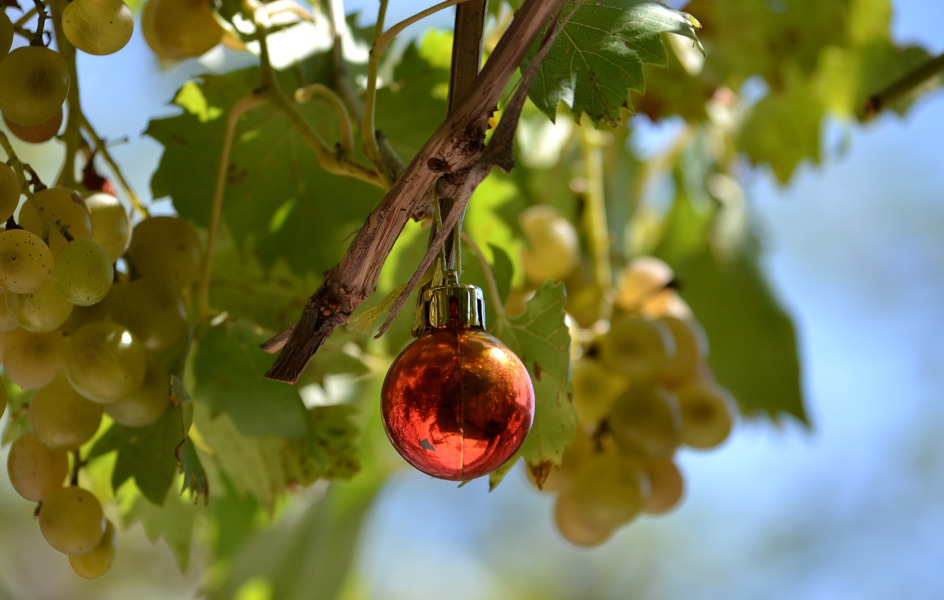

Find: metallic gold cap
[424,271,486,330]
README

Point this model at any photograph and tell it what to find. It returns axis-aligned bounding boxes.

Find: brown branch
[264,0,566,383]
[862,52,944,120]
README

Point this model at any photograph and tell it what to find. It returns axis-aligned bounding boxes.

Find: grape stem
[461,231,510,329]
[29,0,47,46]
[78,117,148,217]
[293,84,355,156]
[862,52,944,119]
[0,132,43,193]
[580,124,614,322]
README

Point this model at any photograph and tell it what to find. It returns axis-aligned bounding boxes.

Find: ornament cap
[424,270,486,330]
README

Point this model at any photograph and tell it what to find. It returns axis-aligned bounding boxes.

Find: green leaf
[88,407,184,506]
[191,319,308,439]
[525,0,701,126]
[145,63,383,277]
[126,488,197,571]
[489,281,576,488]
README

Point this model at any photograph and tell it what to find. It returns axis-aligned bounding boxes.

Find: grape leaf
[489,281,576,489]
[524,0,702,126]
[88,406,185,506]
[126,488,197,571]
[191,319,308,439]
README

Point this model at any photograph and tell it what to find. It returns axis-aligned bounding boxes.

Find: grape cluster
[518,206,739,545]
[0,2,132,144]
[0,167,200,577]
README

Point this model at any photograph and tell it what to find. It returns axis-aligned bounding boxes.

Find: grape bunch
[0,2,132,144]
[518,207,739,545]
[0,163,201,578]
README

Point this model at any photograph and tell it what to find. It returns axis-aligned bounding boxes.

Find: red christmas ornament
[381,276,535,480]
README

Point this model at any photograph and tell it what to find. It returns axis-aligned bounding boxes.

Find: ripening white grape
[519,205,580,284]
[4,108,63,144]
[126,216,202,287]
[657,315,708,385]
[62,0,134,56]
[141,0,224,60]
[570,451,650,529]
[29,375,104,450]
[110,277,188,351]
[52,239,114,306]
[0,162,20,221]
[676,379,737,449]
[616,256,674,312]
[554,491,614,546]
[6,432,70,501]
[0,46,70,127]
[69,519,116,578]
[85,192,131,261]
[599,315,674,383]
[0,228,55,293]
[39,486,106,556]
[0,10,13,60]
[0,293,17,331]
[4,279,74,332]
[642,456,684,514]
[571,357,628,424]
[105,355,170,427]
[2,328,66,389]
[19,187,93,252]
[608,384,682,458]
[64,321,147,403]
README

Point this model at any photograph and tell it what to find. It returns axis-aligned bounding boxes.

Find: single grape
[3,109,63,144]
[642,456,684,514]
[0,10,13,59]
[59,289,112,335]
[571,357,628,424]
[519,205,580,284]
[64,321,147,403]
[105,355,170,427]
[0,228,55,293]
[676,380,737,449]
[608,384,682,458]
[29,375,104,450]
[39,486,106,556]
[126,216,202,287]
[0,162,20,221]
[85,192,131,261]
[599,315,674,383]
[62,0,134,56]
[0,292,19,331]
[6,432,70,501]
[110,277,188,351]
[554,491,614,547]
[570,451,650,529]
[657,315,708,386]
[52,239,114,306]
[141,0,223,60]
[0,46,70,127]
[19,187,93,252]
[69,519,116,578]
[616,256,674,312]
[2,328,65,389]
[4,279,74,332]
[639,288,693,320]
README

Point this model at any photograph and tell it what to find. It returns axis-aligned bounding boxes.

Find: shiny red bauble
[381,327,535,480]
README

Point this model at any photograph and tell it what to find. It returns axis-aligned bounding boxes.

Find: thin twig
[862,52,944,119]
[461,231,509,328]
[78,117,148,217]
[294,84,355,155]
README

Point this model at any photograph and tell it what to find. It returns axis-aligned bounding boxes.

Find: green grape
[599,315,674,383]
[608,384,682,458]
[519,205,580,284]
[0,228,55,293]
[59,289,112,335]
[6,432,70,501]
[554,491,614,547]
[0,291,16,331]
[126,216,202,287]
[105,355,170,427]
[29,375,104,449]
[2,328,65,389]
[3,108,63,144]
[39,486,106,556]
[526,428,593,493]
[571,451,650,529]
[1,10,13,59]
[0,162,20,221]
[111,277,188,351]
[676,380,737,450]
[62,0,134,56]
[571,357,628,424]
[141,0,223,60]
[64,321,147,403]
[0,46,70,127]
[616,256,674,312]
[52,239,114,306]
[19,187,93,252]
[85,192,131,261]
[69,519,116,578]
[657,315,708,386]
[642,456,684,514]
[5,279,74,332]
